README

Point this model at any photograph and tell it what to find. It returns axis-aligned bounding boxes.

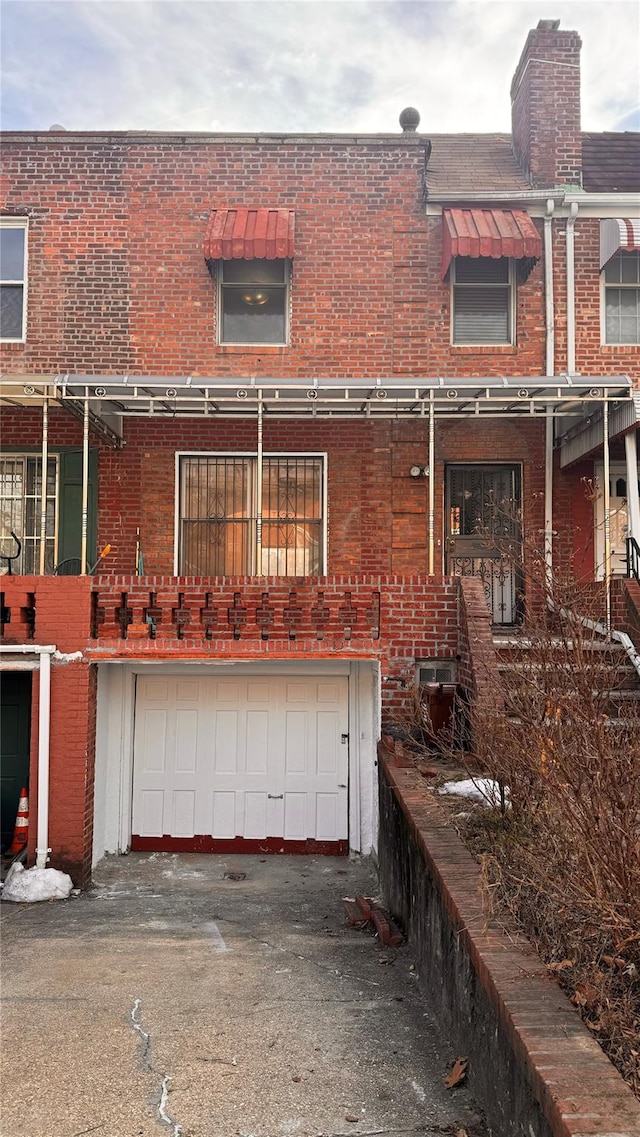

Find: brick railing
[91,576,383,644]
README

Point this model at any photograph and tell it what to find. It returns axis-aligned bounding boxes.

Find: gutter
[0,643,55,868]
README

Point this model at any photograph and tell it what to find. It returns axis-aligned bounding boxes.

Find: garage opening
[1,671,32,854]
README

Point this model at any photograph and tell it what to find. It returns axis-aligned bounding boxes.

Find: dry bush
[460,557,640,1095]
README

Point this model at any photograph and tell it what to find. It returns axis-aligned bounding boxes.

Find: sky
[1,0,639,135]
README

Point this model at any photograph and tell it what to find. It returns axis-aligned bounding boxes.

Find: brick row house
[1,21,639,884]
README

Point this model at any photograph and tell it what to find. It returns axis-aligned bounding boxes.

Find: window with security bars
[0,455,58,572]
[604,252,640,344]
[452,257,512,344]
[179,455,323,576]
[1,221,27,341]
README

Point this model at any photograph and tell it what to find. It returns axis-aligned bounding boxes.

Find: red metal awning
[600,218,640,269]
[204,208,295,261]
[441,207,541,278]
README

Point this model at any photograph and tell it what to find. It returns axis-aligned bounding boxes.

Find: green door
[0,672,32,851]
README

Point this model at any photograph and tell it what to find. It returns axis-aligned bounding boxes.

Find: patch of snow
[1,862,73,903]
[53,650,84,663]
[438,777,509,807]
[411,1079,427,1102]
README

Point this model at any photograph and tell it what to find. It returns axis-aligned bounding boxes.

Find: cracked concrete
[0,853,488,1137]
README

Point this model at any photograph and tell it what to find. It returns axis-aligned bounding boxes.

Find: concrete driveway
[1,853,485,1137]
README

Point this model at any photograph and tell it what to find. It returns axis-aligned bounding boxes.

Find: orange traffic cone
[7,787,29,854]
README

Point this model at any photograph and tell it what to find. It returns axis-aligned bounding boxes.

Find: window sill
[450,344,518,354]
[600,342,640,350]
[218,344,288,355]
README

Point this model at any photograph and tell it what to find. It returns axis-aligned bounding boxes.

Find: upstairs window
[604,251,640,344]
[0,220,27,341]
[179,454,324,576]
[219,259,289,345]
[452,257,513,345]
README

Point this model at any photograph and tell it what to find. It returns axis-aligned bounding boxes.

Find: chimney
[510,19,582,188]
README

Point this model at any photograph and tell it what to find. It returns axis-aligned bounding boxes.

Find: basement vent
[415,660,456,686]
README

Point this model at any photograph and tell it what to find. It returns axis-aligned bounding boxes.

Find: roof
[582,132,640,193]
[425,134,532,196]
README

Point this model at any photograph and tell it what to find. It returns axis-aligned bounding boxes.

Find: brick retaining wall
[378,754,640,1137]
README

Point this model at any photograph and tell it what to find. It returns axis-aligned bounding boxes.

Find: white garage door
[132,674,349,849]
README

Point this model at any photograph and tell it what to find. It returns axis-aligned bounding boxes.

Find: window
[0,220,27,341]
[179,455,324,576]
[219,259,288,345]
[0,455,58,572]
[452,257,512,344]
[604,252,640,344]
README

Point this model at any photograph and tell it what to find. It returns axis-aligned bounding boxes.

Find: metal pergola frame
[1,371,634,627]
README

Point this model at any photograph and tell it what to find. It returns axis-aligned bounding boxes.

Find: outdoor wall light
[409,465,429,478]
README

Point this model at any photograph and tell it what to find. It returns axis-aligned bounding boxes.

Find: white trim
[174,450,328,576]
[601,248,640,347]
[93,657,379,861]
[217,257,290,347]
[449,257,516,347]
[0,643,54,868]
[0,217,28,343]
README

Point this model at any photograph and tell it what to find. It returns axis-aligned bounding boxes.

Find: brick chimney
[510,19,582,188]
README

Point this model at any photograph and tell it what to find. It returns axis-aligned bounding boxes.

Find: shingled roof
[426,131,640,197]
[425,134,532,196]
[582,132,640,193]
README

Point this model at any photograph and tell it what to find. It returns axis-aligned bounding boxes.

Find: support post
[428,393,435,576]
[625,429,640,542]
[603,401,612,633]
[39,398,49,575]
[256,391,263,575]
[81,392,89,574]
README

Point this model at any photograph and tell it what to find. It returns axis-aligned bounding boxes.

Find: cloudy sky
[2,0,638,135]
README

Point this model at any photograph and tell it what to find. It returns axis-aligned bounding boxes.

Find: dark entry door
[0,672,32,851]
[446,464,522,624]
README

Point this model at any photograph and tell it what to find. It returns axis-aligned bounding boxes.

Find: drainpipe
[603,402,612,633]
[0,644,55,868]
[566,202,579,373]
[81,391,89,575]
[256,390,263,574]
[544,200,555,593]
[39,398,49,575]
[625,429,640,542]
[428,392,435,576]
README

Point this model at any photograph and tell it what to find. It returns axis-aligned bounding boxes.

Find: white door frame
[93,658,380,866]
[595,461,629,579]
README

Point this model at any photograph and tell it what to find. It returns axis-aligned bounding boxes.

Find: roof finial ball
[399,107,420,133]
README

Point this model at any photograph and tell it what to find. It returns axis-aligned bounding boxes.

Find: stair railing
[627,536,640,584]
[552,601,640,683]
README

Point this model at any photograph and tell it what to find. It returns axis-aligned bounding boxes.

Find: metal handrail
[627,536,640,583]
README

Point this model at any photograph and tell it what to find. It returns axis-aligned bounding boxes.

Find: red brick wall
[0,577,96,884]
[0,407,547,578]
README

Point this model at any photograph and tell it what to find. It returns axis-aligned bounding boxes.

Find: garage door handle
[268,794,284,800]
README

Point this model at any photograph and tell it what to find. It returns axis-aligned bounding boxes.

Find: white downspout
[36,649,52,867]
[544,200,555,591]
[566,202,578,373]
[39,398,49,575]
[0,644,55,868]
[625,430,640,542]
